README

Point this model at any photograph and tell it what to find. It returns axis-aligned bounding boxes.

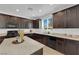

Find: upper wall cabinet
[53,10,67,28]
[53,5,79,28]
[0,13,40,28]
[66,6,77,28]
[32,19,39,28]
[0,14,8,28]
[76,5,79,27]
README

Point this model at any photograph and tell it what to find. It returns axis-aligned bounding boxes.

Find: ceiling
[0,4,76,19]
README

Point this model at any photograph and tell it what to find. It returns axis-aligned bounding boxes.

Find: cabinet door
[71,7,77,28]
[0,36,4,44]
[6,16,18,28]
[66,7,77,28]
[64,40,77,55]
[76,5,79,27]
[32,20,39,28]
[66,8,72,28]
[53,10,66,28]
[75,41,79,55]
[42,36,48,46]
[48,37,56,49]
[77,44,79,55]
[36,35,43,43]
[77,44,79,54]
[56,38,65,53]
[0,14,8,28]
[35,35,48,45]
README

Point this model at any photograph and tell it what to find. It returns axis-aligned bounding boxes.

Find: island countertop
[0,36,45,55]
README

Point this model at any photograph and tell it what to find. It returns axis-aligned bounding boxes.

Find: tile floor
[43,46,63,55]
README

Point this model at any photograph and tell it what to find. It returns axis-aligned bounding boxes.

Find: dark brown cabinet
[53,5,79,28]
[0,36,5,44]
[66,7,77,28]
[76,5,79,27]
[56,38,65,53]
[53,10,67,28]
[0,14,9,28]
[77,44,79,54]
[0,13,40,28]
[42,37,48,46]
[48,37,56,49]
[54,37,79,55]
[64,40,77,55]
[66,8,71,28]
[26,33,48,46]
[6,16,18,28]
[32,20,39,28]
[26,33,79,55]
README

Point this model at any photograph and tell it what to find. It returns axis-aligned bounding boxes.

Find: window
[42,17,53,29]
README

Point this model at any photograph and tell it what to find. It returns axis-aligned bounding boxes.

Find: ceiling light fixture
[39,9,42,13]
[16,9,20,12]
[32,14,36,17]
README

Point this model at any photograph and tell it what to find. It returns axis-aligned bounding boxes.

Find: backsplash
[0,29,44,36]
[0,29,79,36]
[38,29,79,35]
[52,29,79,35]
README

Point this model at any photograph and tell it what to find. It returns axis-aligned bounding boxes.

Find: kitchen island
[0,36,44,55]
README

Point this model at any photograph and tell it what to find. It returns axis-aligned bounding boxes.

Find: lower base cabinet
[0,36,5,44]
[56,38,65,53]
[34,35,48,46]
[64,40,77,55]
[48,37,79,55]
[42,37,48,46]
[76,45,79,54]
[26,33,48,46]
[48,37,56,50]
[26,33,79,55]
[75,42,79,55]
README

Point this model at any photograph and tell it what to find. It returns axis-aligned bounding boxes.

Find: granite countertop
[35,32,79,41]
[1,30,79,41]
[0,36,44,55]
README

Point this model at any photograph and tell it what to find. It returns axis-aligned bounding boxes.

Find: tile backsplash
[52,29,79,35]
[0,29,79,36]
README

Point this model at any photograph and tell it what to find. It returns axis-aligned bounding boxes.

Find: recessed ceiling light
[39,9,42,13]
[32,14,36,17]
[16,9,20,12]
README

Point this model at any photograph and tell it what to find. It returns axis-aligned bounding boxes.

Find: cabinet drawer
[56,38,64,44]
[48,37,56,49]
[56,38,65,53]
[64,40,77,55]
[0,37,4,44]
